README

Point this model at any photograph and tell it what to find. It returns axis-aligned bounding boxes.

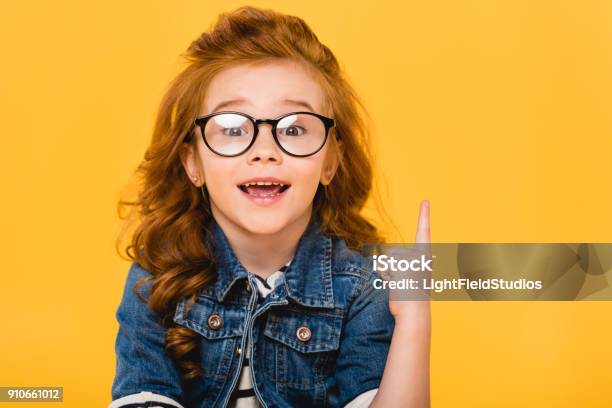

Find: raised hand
[387,200,432,326]
[370,200,432,408]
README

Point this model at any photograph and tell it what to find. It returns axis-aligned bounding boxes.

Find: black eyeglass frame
[184,110,336,158]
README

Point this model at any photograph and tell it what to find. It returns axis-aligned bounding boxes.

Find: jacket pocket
[173,295,245,379]
[262,307,343,387]
[174,294,246,339]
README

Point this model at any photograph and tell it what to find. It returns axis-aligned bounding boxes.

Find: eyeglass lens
[203,113,327,156]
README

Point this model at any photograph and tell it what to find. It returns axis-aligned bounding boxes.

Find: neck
[210,206,312,278]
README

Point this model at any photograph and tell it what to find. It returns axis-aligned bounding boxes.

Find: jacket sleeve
[110,262,185,407]
[335,268,395,407]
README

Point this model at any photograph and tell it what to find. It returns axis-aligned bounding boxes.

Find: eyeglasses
[184,111,336,157]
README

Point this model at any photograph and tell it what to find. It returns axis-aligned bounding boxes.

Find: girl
[110,6,430,408]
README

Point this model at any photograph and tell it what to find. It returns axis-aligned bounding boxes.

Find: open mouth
[238,181,291,198]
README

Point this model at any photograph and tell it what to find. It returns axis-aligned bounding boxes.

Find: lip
[237,176,291,186]
[237,176,291,206]
[238,189,286,206]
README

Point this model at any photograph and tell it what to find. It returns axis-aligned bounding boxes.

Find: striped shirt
[227,264,289,407]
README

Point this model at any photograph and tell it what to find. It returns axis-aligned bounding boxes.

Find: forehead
[202,59,326,117]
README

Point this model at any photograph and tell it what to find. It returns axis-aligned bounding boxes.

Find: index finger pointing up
[416,200,430,244]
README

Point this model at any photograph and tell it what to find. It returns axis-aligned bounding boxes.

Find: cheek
[200,155,237,200]
[290,158,325,194]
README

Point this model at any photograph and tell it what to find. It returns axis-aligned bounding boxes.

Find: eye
[222,127,247,137]
[281,125,305,136]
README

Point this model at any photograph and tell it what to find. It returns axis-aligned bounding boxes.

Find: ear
[320,139,341,186]
[179,142,204,186]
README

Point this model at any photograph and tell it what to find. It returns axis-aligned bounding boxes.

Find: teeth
[242,181,285,187]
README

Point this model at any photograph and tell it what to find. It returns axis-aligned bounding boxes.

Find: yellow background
[1,0,611,406]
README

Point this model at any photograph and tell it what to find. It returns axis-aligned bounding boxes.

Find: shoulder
[123,262,155,298]
[116,262,158,323]
[127,261,154,281]
[330,236,375,278]
[329,237,382,304]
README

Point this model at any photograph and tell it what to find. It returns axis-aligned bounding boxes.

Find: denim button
[207,314,222,330]
[245,280,252,293]
[296,326,312,342]
[235,345,242,355]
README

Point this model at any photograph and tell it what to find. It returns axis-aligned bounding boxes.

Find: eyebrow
[211,99,250,112]
[210,98,315,113]
[283,99,315,112]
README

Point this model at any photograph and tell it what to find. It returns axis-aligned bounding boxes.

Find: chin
[238,215,291,236]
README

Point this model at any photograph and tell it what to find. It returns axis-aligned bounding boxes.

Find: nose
[246,124,283,165]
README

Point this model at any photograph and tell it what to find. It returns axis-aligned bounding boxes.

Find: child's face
[181,59,338,236]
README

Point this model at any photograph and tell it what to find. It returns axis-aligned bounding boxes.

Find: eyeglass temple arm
[184,124,196,143]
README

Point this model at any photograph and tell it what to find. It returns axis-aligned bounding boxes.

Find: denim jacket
[111,218,395,407]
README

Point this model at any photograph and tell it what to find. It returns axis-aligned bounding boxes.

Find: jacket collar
[208,216,334,308]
